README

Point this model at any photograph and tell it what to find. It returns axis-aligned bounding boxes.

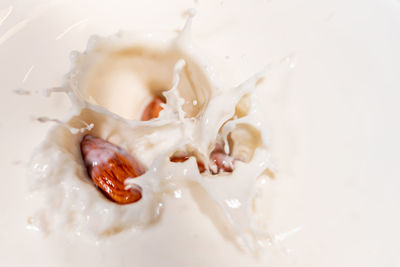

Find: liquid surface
[0,0,400,266]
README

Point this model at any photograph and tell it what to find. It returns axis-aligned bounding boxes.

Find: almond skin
[170,154,206,173]
[141,95,234,175]
[169,145,234,175]
[80,135,145,204]
[209,143,234,174]
[210,151,234,174]
[141,96,165,121]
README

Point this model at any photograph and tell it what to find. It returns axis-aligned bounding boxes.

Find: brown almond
[209,143,234,174]
[80,135,145,204]
[210,151,234,174]
[170,154,206,173]
[141,96,165,121]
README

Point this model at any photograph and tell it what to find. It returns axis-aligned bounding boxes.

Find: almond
[210,150,234,174]
[80,135,146,204]
[209,142,234,174]
[141,95,234,175]
[141,96,165,121]
[170,154,206,173]
[169,143,235,175]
